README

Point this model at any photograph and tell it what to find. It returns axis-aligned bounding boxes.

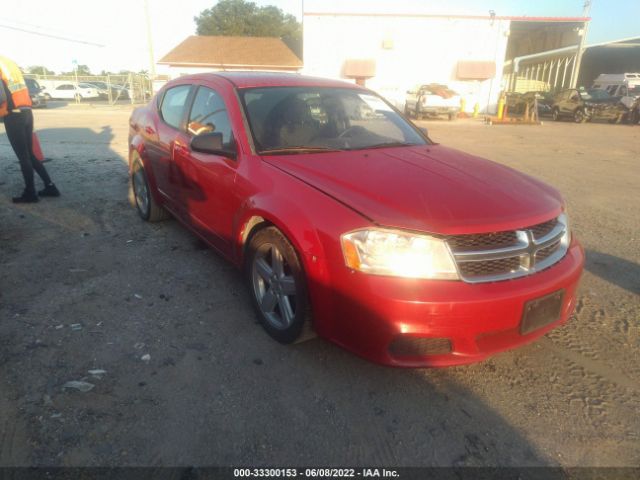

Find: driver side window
[188,86,233,147]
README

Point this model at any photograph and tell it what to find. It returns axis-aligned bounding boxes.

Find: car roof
[170,71,364,90]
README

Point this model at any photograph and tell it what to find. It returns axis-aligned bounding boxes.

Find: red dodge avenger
[128,72,584,367]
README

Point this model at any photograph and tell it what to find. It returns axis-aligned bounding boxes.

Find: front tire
[552,108,561,121]
[574,109,587,123]
[131,158,169,222]
[246,227,311,344]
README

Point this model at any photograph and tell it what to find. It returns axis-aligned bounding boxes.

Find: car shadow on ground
[0,127,568,471]
[584,249,640,295]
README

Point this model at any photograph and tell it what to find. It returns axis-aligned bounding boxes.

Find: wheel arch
[236,205,326,273]
[129,142,164,208]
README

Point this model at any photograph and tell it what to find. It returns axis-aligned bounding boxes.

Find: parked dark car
[25,78,47,108]
[551,88,625,123]
[505,91,553,116]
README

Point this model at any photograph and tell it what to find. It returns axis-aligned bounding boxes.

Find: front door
[175,85,239,255]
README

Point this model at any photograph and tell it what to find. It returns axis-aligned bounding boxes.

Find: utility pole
[570,0,592,88]
[144,0,156,78]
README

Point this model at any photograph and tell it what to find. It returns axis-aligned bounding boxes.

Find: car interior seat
[264,96,319,149]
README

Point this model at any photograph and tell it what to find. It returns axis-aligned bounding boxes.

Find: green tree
[27,66,55,76]
[194,0,302,59]
[61,64,92,76]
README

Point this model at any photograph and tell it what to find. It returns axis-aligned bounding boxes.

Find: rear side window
[160,85,191,129]
[187,86,233,146]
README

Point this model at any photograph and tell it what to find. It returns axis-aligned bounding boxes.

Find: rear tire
[246,227,312,344]
[448,112,457,121]
[131,157,169,222]
[552,108,561,121]
[574,109,587,123]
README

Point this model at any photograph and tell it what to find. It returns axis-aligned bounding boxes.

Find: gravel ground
[1,105,638,468]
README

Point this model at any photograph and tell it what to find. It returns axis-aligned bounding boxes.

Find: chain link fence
[24,73,153,105]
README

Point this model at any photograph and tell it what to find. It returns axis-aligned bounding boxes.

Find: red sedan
[128,72,584,367]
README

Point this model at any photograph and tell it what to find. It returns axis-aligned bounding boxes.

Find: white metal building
[303,9,588,113]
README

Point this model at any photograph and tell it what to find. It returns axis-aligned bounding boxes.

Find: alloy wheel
[251,243,298,330]
[132,167,149,218]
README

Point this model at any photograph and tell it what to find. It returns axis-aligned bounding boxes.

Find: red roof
[158,36,302,69]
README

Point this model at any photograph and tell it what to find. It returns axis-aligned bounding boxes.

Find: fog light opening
[389,336,452,357]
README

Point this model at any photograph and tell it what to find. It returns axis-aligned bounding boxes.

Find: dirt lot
[1,105,639,468]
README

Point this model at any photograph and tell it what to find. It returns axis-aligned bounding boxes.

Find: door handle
[173,142,189,155]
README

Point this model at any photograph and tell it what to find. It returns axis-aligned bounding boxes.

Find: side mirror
[418,127,429,137]
[190,132,236,159]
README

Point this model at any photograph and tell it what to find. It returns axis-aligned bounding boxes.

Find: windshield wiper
[363,142,418,150]
[259,146,344,155]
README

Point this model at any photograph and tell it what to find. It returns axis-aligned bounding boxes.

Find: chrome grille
[447,215,569,283]
[530,218,558,240]
[458,256,522,278]
[447,231,519,252]
[535,241,561,262]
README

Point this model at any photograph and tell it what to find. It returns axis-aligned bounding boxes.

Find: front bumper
[314,240,584,367]
[422,106,459,115]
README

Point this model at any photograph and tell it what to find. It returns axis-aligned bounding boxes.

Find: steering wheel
[337,125,367,139]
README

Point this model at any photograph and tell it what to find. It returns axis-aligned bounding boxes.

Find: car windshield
[240,87,428,153]
[581,89,611,100]
[628,85,640,96]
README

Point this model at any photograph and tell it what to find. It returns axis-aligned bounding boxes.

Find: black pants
[4,109,52,194]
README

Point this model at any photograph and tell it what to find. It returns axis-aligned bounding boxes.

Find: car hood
[263,145,563,235]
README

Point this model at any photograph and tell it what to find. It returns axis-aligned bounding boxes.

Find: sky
[0,0,638,74]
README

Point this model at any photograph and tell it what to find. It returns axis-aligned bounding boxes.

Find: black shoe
[38,184,60,197]
[12,191,39,203]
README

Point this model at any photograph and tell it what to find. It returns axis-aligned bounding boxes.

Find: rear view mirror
[190,132,236,159]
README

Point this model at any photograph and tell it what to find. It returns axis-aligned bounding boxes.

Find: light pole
[144,0,156,78]
[570,0,592,88]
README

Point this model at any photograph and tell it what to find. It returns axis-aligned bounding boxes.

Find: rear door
[55,84,74,99]
[152,84,194,206]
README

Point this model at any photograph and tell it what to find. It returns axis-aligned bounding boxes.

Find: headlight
[559,212,571,248]
[341,228,459,280]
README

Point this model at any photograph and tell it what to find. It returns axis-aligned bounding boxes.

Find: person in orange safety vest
[1,55,59,203]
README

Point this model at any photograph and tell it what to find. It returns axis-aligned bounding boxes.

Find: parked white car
[405,84,460,120]
[44,83,100,101]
